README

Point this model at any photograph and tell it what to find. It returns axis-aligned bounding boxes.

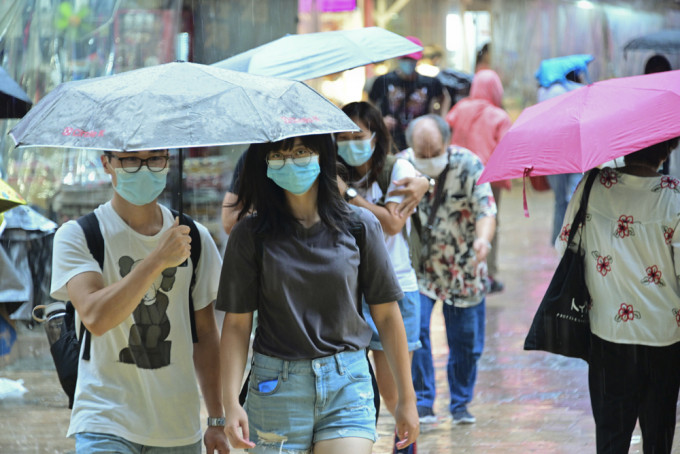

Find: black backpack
[50,209,201,409]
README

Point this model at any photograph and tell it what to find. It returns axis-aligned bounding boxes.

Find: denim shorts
[362,290,422,351]
[75,432,201,454]
[245,349,377,453]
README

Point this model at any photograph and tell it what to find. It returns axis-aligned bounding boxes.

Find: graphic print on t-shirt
[117,256,177,369]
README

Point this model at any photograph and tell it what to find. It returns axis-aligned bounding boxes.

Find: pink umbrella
[478,70,680,186]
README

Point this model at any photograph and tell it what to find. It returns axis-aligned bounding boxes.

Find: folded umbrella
[212,27,423,81]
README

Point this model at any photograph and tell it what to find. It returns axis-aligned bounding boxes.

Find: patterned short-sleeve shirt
[411,146,497,306]
[557,167,680,346]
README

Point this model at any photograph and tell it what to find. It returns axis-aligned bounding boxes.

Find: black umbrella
[0,66,32,118]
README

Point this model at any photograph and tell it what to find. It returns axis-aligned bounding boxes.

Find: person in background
[368,36,450,152]
[644,54,673,176]
[556,137,680,454]
[50,149,228,453]
[445,69,510,293]
[400,115,496,426]
[336,101,429,454]
[218,133,419,454]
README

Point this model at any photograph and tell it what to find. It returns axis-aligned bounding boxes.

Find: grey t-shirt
[216,207,403,360]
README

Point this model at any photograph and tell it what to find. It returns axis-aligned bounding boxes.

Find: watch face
[347,188,357,198]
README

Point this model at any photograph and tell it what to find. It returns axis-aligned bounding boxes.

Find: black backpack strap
[76,212,104,361]
[170,209,201,344]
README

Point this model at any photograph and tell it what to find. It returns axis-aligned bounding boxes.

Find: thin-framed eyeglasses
[266,148,317,170]
[107,154,169,173]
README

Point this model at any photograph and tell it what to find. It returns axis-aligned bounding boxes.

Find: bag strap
[170,209,201,344]
[567,169,600,247]
[425,148,452,230]
[76,212,103,361]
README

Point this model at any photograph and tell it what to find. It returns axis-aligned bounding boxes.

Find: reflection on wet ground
[1,188,677,453]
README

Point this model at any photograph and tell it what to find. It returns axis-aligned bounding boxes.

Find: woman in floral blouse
[557,137,680,454]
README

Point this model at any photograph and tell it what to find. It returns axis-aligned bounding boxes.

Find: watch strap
[207,416,226,427]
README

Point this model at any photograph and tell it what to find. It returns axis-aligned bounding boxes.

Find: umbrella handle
[522,167,532,218]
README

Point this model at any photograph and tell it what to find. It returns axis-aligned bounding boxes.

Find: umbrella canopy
[0,178,26,213]
[624,30,680,54]
[9,61,359,151]
[212,27,423,81]
[535,54,593,88]
[0,66,32,119]
[478,70,680,185]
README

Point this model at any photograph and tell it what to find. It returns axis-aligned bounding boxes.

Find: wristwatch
[422,175,436,193]
[207,416,226,427]
[344,187,358,202]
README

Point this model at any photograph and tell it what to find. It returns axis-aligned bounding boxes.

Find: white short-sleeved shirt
[352,158,419,292]
[51,202,222,446]
[557,168,680,346]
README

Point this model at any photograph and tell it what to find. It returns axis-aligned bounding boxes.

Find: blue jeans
[362,290,422,351]
[411,294,485,414]
[547,173,583,244]
[245,349,377,452]
[75,433,201,454]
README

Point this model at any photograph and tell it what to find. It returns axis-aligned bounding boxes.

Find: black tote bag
[523,169,599,361]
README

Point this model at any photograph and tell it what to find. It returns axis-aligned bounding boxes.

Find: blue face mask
[398,59,417,76]
[266,155,320,195]
[337,133,375,166]
[113,168,168,205]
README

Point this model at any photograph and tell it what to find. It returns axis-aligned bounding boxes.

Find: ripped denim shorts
[244,349,377,453]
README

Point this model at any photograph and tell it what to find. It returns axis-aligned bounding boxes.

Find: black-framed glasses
[266,148,317,170]
[107,154,169,173]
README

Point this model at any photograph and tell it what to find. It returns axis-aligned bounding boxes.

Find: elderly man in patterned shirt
[398,114,497,426]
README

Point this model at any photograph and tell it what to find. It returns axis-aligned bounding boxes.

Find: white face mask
[413,152,449,178]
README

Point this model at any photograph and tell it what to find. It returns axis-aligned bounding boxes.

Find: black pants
[588,335,680,454]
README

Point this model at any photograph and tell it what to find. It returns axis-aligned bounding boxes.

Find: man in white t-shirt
[50,149,229,454]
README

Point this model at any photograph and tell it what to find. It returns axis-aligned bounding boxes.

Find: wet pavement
[1,187,678,453]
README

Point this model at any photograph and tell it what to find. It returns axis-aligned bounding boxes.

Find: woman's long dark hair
[339,101,395,188]
[235,134,350,237]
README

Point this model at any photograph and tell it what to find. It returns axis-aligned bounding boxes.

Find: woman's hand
[224,403,256,450]
[394,397,420,450]
[388,176,430,218]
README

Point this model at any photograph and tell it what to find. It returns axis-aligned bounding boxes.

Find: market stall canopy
[535,54,593,87]
[624,29,680,55]
[0,66,32,119]
[478,70,680,185]
[9,61,359,151]
[212,27,423,81]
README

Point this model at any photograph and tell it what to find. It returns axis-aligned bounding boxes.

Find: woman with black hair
[557,137,680,454]
[217,134,419,454]
[336,101,427,454]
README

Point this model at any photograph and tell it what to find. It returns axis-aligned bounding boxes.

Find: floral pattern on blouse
[556,167,680,346]
[653,175,680,193]
[663,226,674,245]
[599,168,619,188]
[615,303,640,322]
[416,146,496,306]
[641,265,665,286]
[591,251,612,276]
[614,215,636,238]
